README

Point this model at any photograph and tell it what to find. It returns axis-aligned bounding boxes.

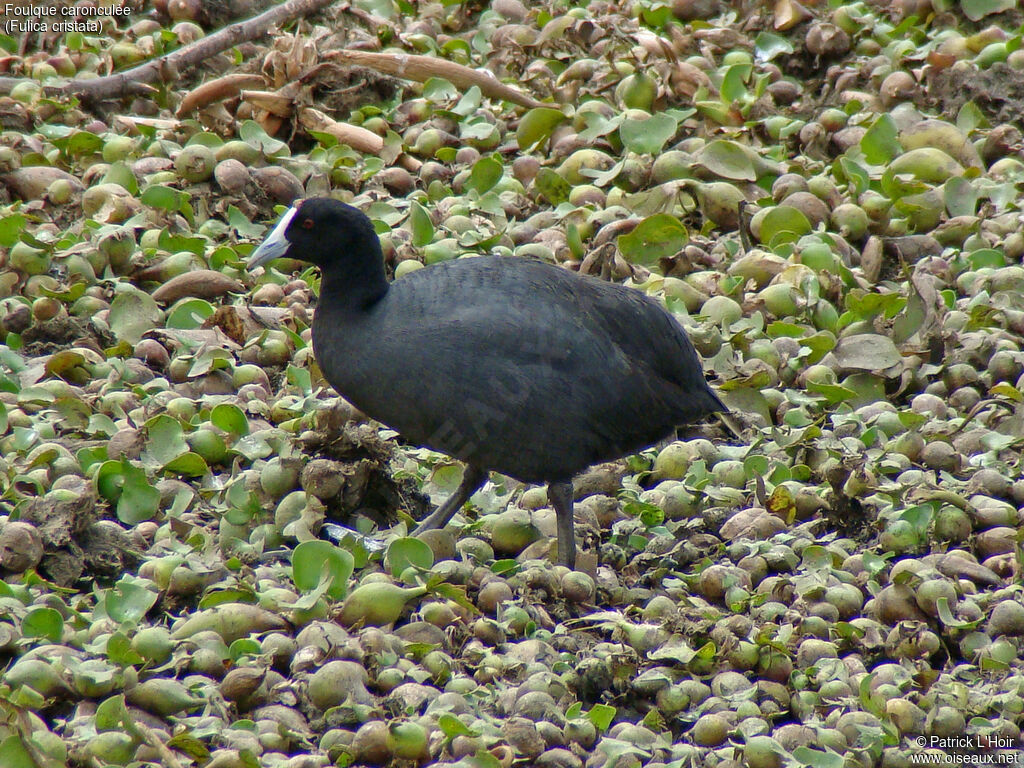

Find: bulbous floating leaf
[21,607,63,643]
[516,107,567,151]
[754,31,794,61]
[0,214,26,248]
[108,289,163,345]
[534,168,571,205]
[118,462,161,524]
[164,452,209,477]
[832,334,902,372]
[694,140,758,181]
[617,213,687,266]
[145,414,189,465]
[211,403,249,437]
[386,537,435,578]
[409,201,434,247]
[962,0,1015,21]
[292,540,354,600]
[720,64,751,104]
[466,155,503,195]
[140,184,189,212]
[104,575,159,624]
[759,206,812,245]
[619,113,678,156]
[165,298,216,330]
[861,114,900,166]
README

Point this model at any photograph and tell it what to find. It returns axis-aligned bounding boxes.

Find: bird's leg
[411,465,487,534]
[547,481,576,569]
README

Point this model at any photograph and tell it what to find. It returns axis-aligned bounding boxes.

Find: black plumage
[249,198,724,567]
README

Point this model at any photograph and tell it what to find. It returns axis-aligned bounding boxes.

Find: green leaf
[694,139,757,181]
[104,576,159,624]
[44,349,86,382]
[141,184,187,211]
[754,31,794,61]
[759,205,812,245]
[935,596,978,629]
[962,0,1015,21]
[22,606,64,642]
[165,732,211,762]
[166,298,215,330]
[516,107,567,151]
[158,230,205,256]
[619,113,678,155]
[587,703,616,732]
[944,176,979,218]
[106,631,145,666]
[146,414,188,465]
[617,213,687,266]
[386,537,435,577]
[211,403,249,437]
[0,735,36,768]
[102,161,139,196]
[409,201,435,247]
[423,77,458,101]
[837,157,869,196]
[967,247,1006,269]
[490,559,519,576]
[229,638,262,660]
[164,452,209,477]
[461,119,498,143]
[108,289,163,345]
[291,540,354,600]
[95,459,126,502]
[720,64,750,103]
[806,380,857,404]
[228,205,266,238]
[0,213,26,248]
[791,746,845,768]
[860,114,900,165]
[451,85,482,116]
[95,694,132,731]
[117,461,160,524]
[577,110,623,142]
[238,119,287,156]
[955,100,988,133]
[437,712,478,737]
[534,167,570,205]
[466,155,503,195]
[286,364,312,396]
[464,751,502,768]
[188,347,232,377]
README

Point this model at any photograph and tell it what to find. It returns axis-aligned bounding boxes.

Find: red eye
[301,218,314,230]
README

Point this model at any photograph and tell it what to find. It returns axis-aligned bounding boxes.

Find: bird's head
[248,198,380,271]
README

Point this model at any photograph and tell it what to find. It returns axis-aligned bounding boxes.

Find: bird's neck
[319,252,390,313]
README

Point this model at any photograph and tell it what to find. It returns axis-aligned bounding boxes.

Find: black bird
[249,198,725,568]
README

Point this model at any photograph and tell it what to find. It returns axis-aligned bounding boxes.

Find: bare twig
[298,106,383,154]
[176,73,266,117]
[298,106,421,172]
[0,0,338,102]
[325,49,546,109]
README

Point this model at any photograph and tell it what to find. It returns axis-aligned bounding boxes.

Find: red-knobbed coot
[249,198,725,568]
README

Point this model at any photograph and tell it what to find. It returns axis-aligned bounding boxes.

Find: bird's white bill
[248,206,297,269]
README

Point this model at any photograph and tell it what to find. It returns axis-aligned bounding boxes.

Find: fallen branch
[298,107,383,154]
[325,49,546,109]
[0,0,338,102]
[176,73,266,117]
[298,106,421,172]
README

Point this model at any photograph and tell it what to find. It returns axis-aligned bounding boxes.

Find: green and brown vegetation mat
[0,0,1022,766]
